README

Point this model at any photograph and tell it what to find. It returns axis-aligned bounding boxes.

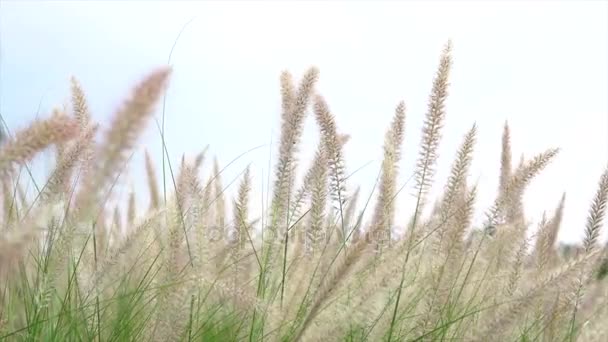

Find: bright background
[1,0,607,245]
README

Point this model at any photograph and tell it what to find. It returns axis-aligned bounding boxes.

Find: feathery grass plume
[171,155,207,272]
[5,44,608,341]
[87,208,164,293]
[70,76,92,128]
[371,101,406,250]
[0,228,35,286]
[504,231,532,297]
[305,146,329,255]
[415,125,477,333]
[287,160,314,227]
[0,111,79,177]
[212,157,226,240]
[313,94,349,239]
[292,42,454,341]
[16,182,28,212]
[270,67,319,234]
[505,148,560,225]
[566,167,608,339]
[144,149,160,210]
[291,226,368,340]
[420,144,475,308]
[437,123,477,241]
[230,166,253,300]
[386,39,453,342]
[41,122,98,204]
[576,282,608,340]
[180,159,205,272]
[112,205,123,244]
[280,69,296,123]
[278,143,329,312]
[342,185,360,239]
[291,110,408,340]
[182,151,207,265]
[286,135,350,229]
[277,146,329,313]
[231,166,252,252]
[437,182,477,299]
[534,212,551,270]
[1,179,17,226]
[69,77,96,187]
[54,138,66,168]
[127,186,136,225]
[472,249,601,341]
[499,121,512,200]
[535,193,566,272]
[450,183,477,251]
[190,159,227,272]
[74,67,171,220]
[410,40,452,226]
[198,174,214,264]
[484,147,560,235]
[517,152,525,168]
[582,167,608,254]
[175,154,190,210]
[156,200,193,341]
[254,68,319,332]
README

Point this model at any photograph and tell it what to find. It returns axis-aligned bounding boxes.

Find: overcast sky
[1,0,607,244]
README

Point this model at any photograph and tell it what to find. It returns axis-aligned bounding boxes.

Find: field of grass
[0,40,607,341]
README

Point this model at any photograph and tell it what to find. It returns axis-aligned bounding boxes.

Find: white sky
[1,0,607,245]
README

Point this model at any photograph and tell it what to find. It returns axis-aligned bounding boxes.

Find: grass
[0,40,607,341]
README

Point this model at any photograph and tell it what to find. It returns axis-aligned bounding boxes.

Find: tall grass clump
[1,41,607,341]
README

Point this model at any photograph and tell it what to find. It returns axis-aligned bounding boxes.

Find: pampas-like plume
[415,125,477,334]
[258,67,319,306]
[0,111,79,176]
[6,42,608,341]
[112,206,122,243]
[439,123,477,232]
[296,43,454,341]
[535,193,566,272]
[293,104,407,341]
[306,146,328,255]
[230,166,253,296]
[75,67,171,219]
[41,122,98,203]
[313,95,349,236]
[212,157,226,234]
[582,167,608,254]
[342,185,360,239]
[70,76,92,129]
[371,101,406,249]
[232,166,252,251]
[484,147,560,235]
[287,134,348,229]
[504,148,560,225]
[411,40,452,221]
[271,67,319,233]
[0,203,60,275]
[499,121,512,199]
[386,40,453,342]
[145,149,160,210]
[68,76,96,185]
[127,186,136,225]
[562,168,608,340]
[87,209,164,293]
[473,249,601,341]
